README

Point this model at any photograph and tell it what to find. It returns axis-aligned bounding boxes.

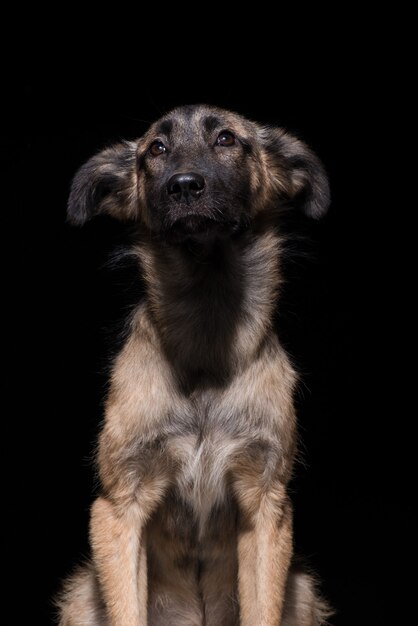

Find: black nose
[167,172,205,202]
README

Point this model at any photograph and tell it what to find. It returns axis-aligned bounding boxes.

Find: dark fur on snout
[59,105,332,626]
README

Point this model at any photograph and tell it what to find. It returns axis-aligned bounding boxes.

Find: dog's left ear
[261,127,330,218]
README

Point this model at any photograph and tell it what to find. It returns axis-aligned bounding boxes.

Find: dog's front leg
[234,477,293,626]
[90,470,170,626]
[90,497,149,626]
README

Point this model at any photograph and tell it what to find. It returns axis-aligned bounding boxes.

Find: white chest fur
[168,430,242,533]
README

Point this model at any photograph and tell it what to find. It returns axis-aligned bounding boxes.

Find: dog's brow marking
[203,116,222,133]
[156,120,173,136]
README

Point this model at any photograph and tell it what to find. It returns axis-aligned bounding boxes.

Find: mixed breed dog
[58,105,332,625]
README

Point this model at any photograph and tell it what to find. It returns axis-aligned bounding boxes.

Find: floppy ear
[67,141,138,225]
[262,127,330,218]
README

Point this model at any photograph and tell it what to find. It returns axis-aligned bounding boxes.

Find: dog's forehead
[148,105,254,142]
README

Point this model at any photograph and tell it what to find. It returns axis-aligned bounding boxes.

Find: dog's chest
[168,429,240,522]
[166,400,243,526]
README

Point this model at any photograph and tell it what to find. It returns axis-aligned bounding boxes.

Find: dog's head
[68,105,330,242]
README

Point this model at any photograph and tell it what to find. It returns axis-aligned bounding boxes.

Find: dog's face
[68,105,330,242]
[137,106,261,242]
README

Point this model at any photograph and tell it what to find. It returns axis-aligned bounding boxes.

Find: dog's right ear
[67,141,138,225]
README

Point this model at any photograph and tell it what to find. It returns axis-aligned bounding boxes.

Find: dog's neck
[135,228,282,389]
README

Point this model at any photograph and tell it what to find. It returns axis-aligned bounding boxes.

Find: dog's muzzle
[167,172,206,203]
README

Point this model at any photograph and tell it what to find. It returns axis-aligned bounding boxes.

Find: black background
[19,41,403,625]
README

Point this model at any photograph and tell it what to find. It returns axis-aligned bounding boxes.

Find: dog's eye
[216,131,236,147]
[149,140,167,157]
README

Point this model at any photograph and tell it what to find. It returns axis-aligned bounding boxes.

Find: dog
[58,104,332,625]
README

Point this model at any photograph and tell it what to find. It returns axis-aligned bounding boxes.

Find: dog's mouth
[160,203,244,243]
[163,214,226,243]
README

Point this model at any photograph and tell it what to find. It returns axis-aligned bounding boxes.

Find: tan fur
[58,105,332,624]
